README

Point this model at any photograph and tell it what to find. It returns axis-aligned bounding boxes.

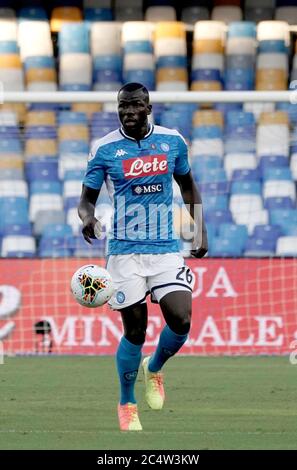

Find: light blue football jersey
[83,124,190,255]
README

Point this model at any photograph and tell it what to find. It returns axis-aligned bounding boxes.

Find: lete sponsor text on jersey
[123,154,168,179]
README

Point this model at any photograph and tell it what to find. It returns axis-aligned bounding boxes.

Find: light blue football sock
[148,325,188,373]
[116,336,143,405]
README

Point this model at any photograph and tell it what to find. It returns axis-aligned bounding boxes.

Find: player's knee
[125,328,146,345]
[168,308,191,335]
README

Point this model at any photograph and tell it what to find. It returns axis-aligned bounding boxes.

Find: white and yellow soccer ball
[71,265,114,308]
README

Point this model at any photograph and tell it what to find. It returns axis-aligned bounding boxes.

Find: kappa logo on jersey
[123,154,168,179]
[115,149,128,157]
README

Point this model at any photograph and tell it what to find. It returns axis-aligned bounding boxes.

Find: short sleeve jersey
[83,124,190,255]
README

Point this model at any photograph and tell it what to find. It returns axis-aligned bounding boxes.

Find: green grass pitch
[1,356,296,450]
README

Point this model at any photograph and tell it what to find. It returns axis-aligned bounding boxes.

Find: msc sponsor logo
[123,154,168,179]
[132,183,164,195]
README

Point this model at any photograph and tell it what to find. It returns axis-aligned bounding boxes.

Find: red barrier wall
[1,258,296,355]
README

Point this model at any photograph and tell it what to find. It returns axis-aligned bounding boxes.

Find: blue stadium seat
[24,56,55,70]
[64,169,85,181]
[25,126,57,140]
[244,237,276,257]
[204,223,217,245]
[209,237,244,257]
[124,41,153,55]
[66,236,106,257]
[203,195,228,212]
[200,182,229,195]
[0,41,19,53]
[41,223,73,239]
[93,55,122,73]
[59,23,89,54]
[157,55,187,69]
[226,110,255,127]
[231,181,262,195]
[204,210,233,227]
[1,224,32,237]
[38,237,72,258]
[285,225,297,236]
[218,223,248,250]
[18,7,48,21]
[192,126,222,140]
[60,84,92,91]
[198,168,227,184]
[258,40,287,53]
[59,140,89,154]
[0,168,24,180]
[231,168,261,182]
[58,111,88,125]
[262,167,292,181]
[0,139,22,153]
[264,197,294,210]
[30,181,62,195]
[25,160,59,182]
[0,197,29,227]
[258,156,288,175]
[191,157,222,177]
[0,125,20,139]
[270,209,297,234]
[84,7,113,22]
[252,224,282,242]
[64,196,80,212]
[124,70,154,90]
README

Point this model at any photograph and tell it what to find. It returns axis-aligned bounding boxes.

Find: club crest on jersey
[123,154,168,179]
[160,143,170,152]
[115,149,128,157]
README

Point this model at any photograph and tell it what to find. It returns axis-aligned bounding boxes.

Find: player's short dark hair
[117,82,149,102]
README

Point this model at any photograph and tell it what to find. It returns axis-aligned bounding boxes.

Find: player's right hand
[82,215,101,244]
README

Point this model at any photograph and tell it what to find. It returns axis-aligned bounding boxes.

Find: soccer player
[78,82,208,431]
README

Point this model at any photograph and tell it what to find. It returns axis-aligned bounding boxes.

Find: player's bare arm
[174,170,208,258]
[78,184,100,244]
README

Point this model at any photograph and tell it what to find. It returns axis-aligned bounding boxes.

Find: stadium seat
[264,196,294,210]
[0,180,28,197]
[181,6,209,24]
[66,236,106,257]
[1,235,36,257]
[29,194,64,222]
[276,236,297,256]
[253,224,282,242]
[50,7,83,33]
[122,21,155,89]
[224,153,257,179]
[33,210,65,236]
[234,209,269,234]
[218,223,248,250]
[263,181,296,201]
[38,237,72,258]
[145,6,176,22]
[18,21,53,60]
[115,0,143,21]
[270,209,297,235]
[209,237,244,257]
[244,237,275,257]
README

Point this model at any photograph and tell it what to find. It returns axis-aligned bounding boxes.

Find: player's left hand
[190,228,208,258]
[82,215,102,244]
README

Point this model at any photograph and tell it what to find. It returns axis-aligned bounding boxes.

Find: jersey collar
[119,124,154,142]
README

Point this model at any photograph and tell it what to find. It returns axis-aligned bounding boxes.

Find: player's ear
[147,104,152,115]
